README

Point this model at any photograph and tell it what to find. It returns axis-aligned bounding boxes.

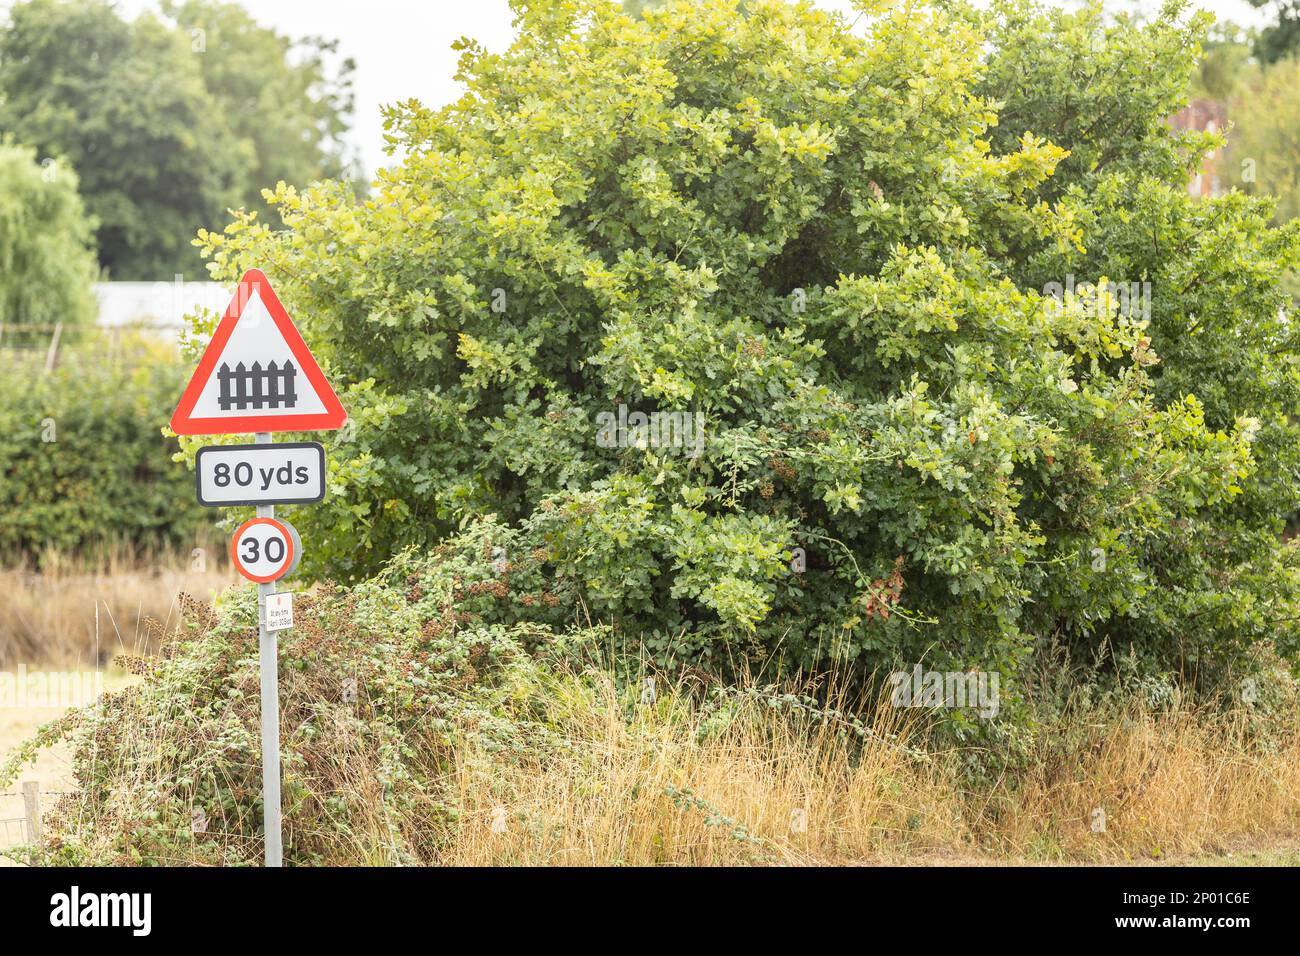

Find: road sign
[265,592,294,632]
[195,442,325,507]
[230,516,296,584]
[170,268,346,435]
[170,267,343,868]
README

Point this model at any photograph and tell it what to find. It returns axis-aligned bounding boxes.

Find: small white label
[265,592,294,632]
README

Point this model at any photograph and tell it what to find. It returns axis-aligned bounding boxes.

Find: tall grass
[0,543,234,667]
[443,673,962,865]
[437,674,1300,866]
[987,704,1300,861]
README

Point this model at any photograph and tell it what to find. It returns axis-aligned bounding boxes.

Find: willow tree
[0,141,97,327]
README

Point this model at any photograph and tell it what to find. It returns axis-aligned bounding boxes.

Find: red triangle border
[170,269,346,435]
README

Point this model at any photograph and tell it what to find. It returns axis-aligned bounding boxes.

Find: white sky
[19,0,1277,178]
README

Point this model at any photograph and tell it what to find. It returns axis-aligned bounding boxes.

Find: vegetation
[3,0,1299,869]
[0,0,356,279]
[1185,23,1300,294]
[0,545,232,668]
[1222,53,1300,223]
[1248,0,1300,63]
[191,0,1300,711]
[162,0,359,216]
[5,530,1295,866]
[0,334,215,565]
[0,141,98,327]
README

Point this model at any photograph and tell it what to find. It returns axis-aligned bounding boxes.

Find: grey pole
[254,430,283,867]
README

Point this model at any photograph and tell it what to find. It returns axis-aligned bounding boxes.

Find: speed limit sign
[230,516,296,583]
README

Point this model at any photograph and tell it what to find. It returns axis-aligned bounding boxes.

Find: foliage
[0,0,241,279]
[3,534,1297,865]
[1222,55,1300,224]
[1247,0,1300,63]
[979,0,1208,193]
[191,0,1300,702]
[1,528,605,866]
[0,140,98,327]
[0,334,213,564]
[162,0,361,213]
[984,2,1300,677]
[0,0,356,279]
[1191,22,1254,102]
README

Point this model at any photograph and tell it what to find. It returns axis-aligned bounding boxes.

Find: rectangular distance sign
[195,441,326,507]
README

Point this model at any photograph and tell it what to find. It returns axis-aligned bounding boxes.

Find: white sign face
[265,592,294,632]
[196,442,325,507]
[230,517,295,583]
[190,290,330,420]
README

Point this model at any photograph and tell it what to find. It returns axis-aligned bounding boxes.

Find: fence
[217,360,299,411]
[0,781,69,849]
[0,323,66,372]
[0,322,183,370]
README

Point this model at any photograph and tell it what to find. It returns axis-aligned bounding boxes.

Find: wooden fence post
[43,322,63,373]
[22,781,40,843]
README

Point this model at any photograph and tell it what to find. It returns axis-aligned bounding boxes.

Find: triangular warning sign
[171,269,346,435]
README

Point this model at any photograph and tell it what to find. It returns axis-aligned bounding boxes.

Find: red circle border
[230,516,296,583]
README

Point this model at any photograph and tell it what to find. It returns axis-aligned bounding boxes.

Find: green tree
[0,0,243,279]
[163,0,360,214]
[0,140,98,327]
[192,0,1300,712]
[1191,22,1255,101]
[1248,0,1300,63]
[1220,56,1300,224]
[0,0,356,280]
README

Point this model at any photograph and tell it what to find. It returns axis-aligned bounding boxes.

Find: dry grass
[989,705,1300,861]
[5,660,1298,866]
[2,562,1295,865]
[0,544,235,667]
[444,684,956,866]
[8,666,1297,866]
[438,673,1300,866]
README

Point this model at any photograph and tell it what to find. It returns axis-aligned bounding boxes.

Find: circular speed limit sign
[230,517,296,583]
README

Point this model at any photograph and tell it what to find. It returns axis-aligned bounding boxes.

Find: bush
[0,334,214,563]
[0,140,98,327]
[191,0,1300,701]
[2,521,605,866]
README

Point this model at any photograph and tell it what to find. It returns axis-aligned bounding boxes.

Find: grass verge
[1,566,1294,866]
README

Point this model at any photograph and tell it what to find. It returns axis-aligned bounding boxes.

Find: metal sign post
[255,431,283,868]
